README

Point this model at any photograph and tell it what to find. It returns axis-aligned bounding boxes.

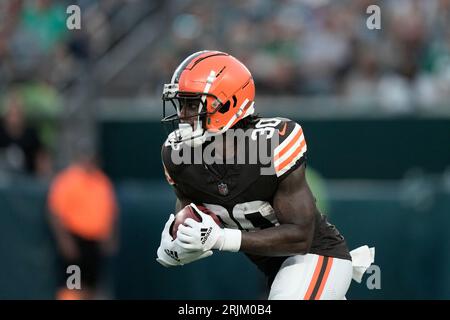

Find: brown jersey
[161,116,351,281]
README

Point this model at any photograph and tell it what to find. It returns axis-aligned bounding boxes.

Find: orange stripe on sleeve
[304,256,324,300]
[275,138,306,173]
[274,127,303,162]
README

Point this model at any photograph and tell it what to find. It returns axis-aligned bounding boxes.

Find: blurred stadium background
[0,0,450,299]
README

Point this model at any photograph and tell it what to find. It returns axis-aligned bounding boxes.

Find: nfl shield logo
[217,182,229,196]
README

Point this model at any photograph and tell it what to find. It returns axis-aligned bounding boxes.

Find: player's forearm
[239,224,313,256]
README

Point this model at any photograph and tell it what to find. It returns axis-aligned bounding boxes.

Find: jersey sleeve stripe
[275,139,306,172]
[275,140,307,176]
[274,129,304,164]
[274,123,301,154]
[274,136,304,167]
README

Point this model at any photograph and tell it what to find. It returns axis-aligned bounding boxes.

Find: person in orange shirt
[48,153,118,300]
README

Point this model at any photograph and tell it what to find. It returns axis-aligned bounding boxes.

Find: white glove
[156,214,213,267]
[176,203,242,252]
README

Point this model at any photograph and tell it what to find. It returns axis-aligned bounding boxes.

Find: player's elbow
[290,244,310,255]
[290,224,314,254]
[290,237,312,255]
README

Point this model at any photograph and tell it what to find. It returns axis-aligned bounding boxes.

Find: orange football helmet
[162,50,255,146]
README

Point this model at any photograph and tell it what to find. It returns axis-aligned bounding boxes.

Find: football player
[157,51,355,300]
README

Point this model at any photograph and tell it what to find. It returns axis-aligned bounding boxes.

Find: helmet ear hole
[218,100,231,114]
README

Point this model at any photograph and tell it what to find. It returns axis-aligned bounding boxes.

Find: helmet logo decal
[201,70,216,103]
[170,51,207,84]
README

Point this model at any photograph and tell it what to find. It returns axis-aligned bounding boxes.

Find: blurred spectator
[47,152,119,300]
[0,91,51,176]
[20,0,67,54]
[140,0,450,106]
[1,0,450,112]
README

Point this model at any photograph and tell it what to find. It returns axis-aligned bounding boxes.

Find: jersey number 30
[203,201,280,231]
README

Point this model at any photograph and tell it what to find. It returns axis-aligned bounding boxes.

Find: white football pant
[269,254,353,300]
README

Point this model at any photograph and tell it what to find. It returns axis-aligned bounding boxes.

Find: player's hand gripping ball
[170,204,222,240]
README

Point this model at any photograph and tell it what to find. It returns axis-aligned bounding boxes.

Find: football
[170,204,222,239]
